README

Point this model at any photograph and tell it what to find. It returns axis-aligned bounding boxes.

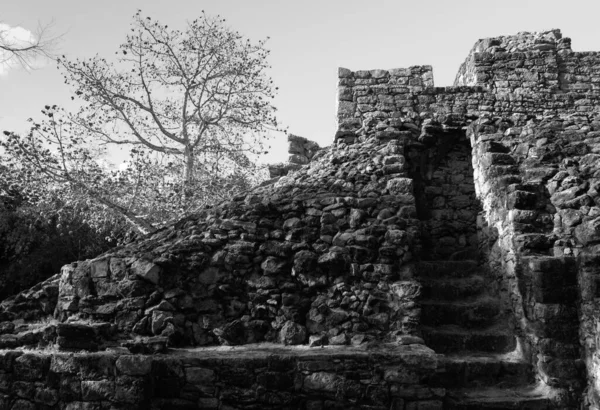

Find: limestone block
[14,354,49,382]
[261,256,288,276]
[89,258,110,279]
[338,101,357,117]
[304,372,341,392]
[338,67,352,78]
[279,321,307,345]
[116,355,153,376]
[131,259,161,285]
[185,367,215,384]
[151,310,174,335]
[384,367,419,384]
[574,216,600,245]
[81,380,114,401]
[114,375,148,403]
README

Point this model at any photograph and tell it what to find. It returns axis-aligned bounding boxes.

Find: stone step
[415,260,480,279]
[429,353,535,389]
[420,296,502,328]
[420,275,486,300]
[445,385,554,409]
[422,324,516,354]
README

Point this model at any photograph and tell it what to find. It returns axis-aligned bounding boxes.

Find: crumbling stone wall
[268,134,321,178]
[50,134,422,350]
[3,27,600,409]
[335,28,600,408]
[455,28,600,94]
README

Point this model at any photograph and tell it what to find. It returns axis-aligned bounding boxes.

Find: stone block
[116,355,153,376]
[338,101,357,116]
[386,178,413,195]
[384,367,419,384]
[81,380,114,401]
[574,216,600,245]
[131,259,161,285]
[114,375,149,404]
[279,321,307,345]
[338,67,352,78]
[73,354,116,380]
[57,336,99,352]
[109,258,128,281]
[261,256,288,275]
[528,256,577,303]
[303,372,340,393]
[59,375,82,401]
[183,367,214,386]
[89,258,110,280]
[14,354,49,381]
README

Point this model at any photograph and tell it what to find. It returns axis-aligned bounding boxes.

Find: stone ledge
[0,343,442,409]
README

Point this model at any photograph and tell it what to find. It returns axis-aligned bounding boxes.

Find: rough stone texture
[268,134,322,178]
[0,344,440,409]
[47,129,421,352]
[1,28,600,408]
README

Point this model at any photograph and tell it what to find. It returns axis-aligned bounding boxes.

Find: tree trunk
[69,180,156,235]
[95,195,156,235]
[183,145,195,200]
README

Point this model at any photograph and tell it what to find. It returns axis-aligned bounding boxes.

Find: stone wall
[2,27,600,409]
[49,134,422,351]
[0,344,440,410]
[560,52,600,93]
[268,134,321,178]
[408,131,480,260]
[467,116,600,405]
[335,28,600,408]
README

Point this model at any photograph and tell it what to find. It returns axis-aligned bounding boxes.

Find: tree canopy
[2,11,279,235]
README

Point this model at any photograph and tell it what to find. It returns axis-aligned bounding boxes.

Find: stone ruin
[0,28,600,409]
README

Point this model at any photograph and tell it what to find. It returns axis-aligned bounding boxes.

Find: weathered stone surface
[279,321,307,345]
[116,355,153,376]
[131,259,161,285]
[1,27,600,410]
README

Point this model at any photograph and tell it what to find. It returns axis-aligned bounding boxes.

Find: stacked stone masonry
[1,28,600,408]
[0,344,440,410]
[268,134,321,178]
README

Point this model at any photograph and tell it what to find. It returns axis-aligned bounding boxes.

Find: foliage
[52,10,277,232]
[0,10,278,298]
[2,11,277,234]
[2,105,268,235]
[0,177,117,299]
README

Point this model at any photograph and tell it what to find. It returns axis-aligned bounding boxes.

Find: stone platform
[0,343,442,410]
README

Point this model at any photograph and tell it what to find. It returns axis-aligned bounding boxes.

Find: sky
[1,0,600,166]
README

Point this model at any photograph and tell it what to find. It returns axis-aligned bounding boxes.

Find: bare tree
[60,10,278,197]
[2,11,278,235]
[0,20,61,71]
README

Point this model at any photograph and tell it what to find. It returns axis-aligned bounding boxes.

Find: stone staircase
[416,260,556,409]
